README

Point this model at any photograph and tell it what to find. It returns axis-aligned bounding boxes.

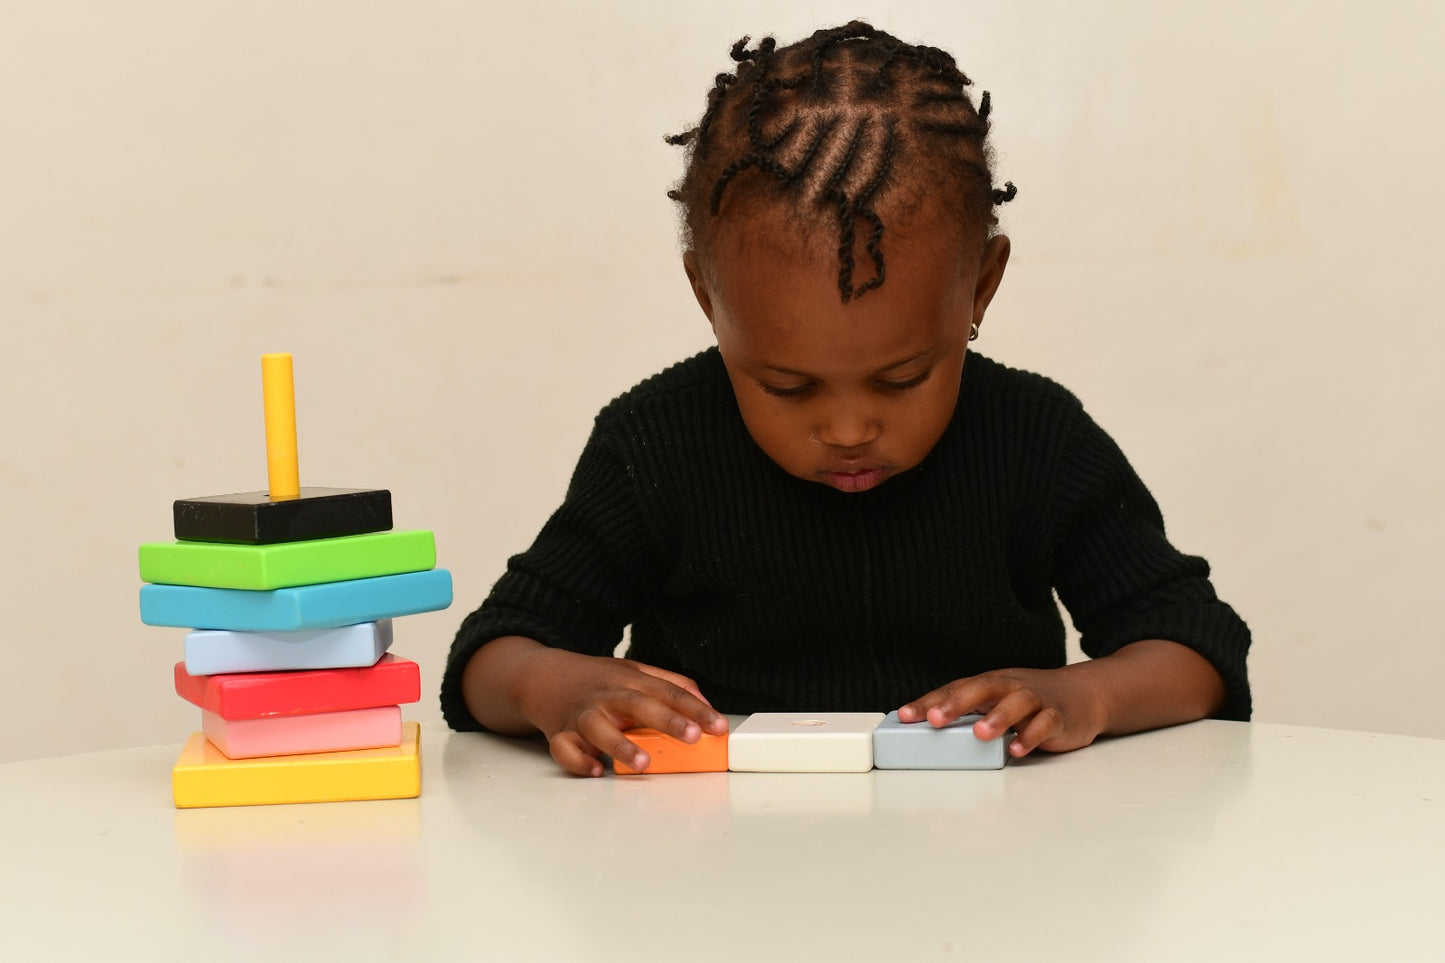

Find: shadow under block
[173,721,422,808]
[173,487,392,544]
[140,568,453,631]
[184,620,395,675]
[202,706,403,759]
[872,711,1008,770]
[176,653,420,719]
[613,729,729,774]
[139,530,435,590]
[728,712,885,773]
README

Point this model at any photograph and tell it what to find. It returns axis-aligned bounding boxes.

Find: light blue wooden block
[184,619,395,675]
[872,710,1008,770]
[140,569,452,631]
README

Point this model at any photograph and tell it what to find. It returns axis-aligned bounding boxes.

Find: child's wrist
[1062,660,1113,741]
[511,644,575,733]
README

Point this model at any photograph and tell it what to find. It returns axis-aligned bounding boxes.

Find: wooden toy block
[613,728,728,774]
[183,620,395,676]
[140,568,452,631]
[172,721,422,808]
[872,711,1008,770]
[175,652,420,719]
[728,712,885,773]
[173,487,393,544]
[202,705,403,759]
[139,529,435,590]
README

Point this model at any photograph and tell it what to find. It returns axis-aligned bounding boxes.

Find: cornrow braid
[824,119,868,298]
[851,119,897,299]
[666,20,1017,303]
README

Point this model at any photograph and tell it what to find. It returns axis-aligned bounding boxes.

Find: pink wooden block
[202,705,403,760]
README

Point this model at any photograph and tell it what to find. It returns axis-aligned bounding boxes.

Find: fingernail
[683,722,701,742]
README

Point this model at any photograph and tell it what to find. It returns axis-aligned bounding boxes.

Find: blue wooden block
[872,710,1008,770]
[184,619,395,675]
[140,569,452,631]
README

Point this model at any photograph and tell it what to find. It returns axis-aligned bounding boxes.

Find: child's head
[668,22,1015,493]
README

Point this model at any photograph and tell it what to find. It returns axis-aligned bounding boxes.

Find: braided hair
[667,21,1016,303]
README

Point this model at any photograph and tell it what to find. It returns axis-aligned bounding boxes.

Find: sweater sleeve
[1047,410,1252,721]
[439,419,661,731]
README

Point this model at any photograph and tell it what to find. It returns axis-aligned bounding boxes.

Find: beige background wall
[2,1,1441,763]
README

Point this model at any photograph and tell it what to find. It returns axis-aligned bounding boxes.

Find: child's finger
[634,677,730,735]
[610,688,711,744]
[627,661,715,708]
[897,682,968,723]
[549,732,606,778]
[902,673,1016,726]
[972,687,1044,741]
[920,678,1008,728]
[1006,706,1064,758]
[575,707,652,773]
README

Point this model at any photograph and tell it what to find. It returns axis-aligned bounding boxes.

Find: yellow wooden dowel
[261,353,300,500]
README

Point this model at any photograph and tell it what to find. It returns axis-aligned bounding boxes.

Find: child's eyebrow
[757,348,936,377]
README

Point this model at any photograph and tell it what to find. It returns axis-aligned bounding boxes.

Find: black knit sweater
[441,349,1251,728]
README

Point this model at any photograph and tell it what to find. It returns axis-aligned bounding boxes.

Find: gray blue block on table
[872,710,1008,770]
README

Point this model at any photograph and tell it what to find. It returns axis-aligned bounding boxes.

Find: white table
[2,721,1441,961]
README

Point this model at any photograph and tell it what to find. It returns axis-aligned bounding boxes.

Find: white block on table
[183,619,393,675]
[728,712,885,772]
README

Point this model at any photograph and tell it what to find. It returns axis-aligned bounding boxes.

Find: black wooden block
[173,487,393,544]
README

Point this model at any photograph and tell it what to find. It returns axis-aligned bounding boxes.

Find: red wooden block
[174,654,421,721]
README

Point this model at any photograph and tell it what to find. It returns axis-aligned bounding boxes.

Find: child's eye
[759,381,814,398]
[877,369,933,392]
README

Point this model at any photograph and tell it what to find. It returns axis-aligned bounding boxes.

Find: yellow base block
[173,721,421,809]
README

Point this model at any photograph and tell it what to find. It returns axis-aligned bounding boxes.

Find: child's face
[685,205,1010,493]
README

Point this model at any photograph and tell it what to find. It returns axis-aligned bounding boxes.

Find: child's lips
[821,465,888,493]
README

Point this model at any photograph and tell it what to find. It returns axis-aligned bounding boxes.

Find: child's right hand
[516,647,730,777]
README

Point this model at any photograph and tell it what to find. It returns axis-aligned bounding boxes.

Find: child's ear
[971,235,1011,331]
[682,251,717,325]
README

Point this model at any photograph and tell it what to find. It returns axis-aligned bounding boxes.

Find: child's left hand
[897,666,1106,759]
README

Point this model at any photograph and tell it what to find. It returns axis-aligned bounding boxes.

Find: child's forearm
[460,635,551,735]
[1076,638,1227,737]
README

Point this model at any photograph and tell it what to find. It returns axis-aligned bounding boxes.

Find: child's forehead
[704,207,976,342]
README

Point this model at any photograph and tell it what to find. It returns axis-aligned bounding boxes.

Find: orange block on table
[613,728,728,774]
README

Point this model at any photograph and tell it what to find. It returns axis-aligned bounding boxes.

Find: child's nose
[814,406,881,451]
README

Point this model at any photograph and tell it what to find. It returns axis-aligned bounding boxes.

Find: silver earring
[969,322,980,342]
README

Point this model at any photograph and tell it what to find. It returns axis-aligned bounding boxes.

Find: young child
[440,21,1251,776]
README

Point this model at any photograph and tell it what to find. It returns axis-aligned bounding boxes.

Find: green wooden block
[139,530,436,590]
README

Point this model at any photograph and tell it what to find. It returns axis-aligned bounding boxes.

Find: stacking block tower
[139,353,451,808]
